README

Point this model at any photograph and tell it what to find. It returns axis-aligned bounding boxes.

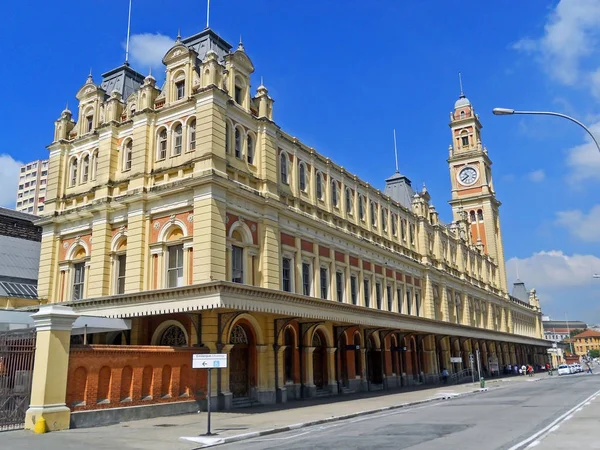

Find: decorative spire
[237,34,245,51]
[176,28,181,42]
[206,0,211,29]
[393,129,399,173]
[86,69,94,84]
[125,0,132,64]
[458,71,465,98]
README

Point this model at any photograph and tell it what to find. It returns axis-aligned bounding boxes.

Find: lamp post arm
[513,110,600,153]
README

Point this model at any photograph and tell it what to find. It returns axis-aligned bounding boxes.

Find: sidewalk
[4,373,545,450]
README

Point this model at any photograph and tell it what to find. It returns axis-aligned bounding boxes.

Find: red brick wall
[66,345,208,411]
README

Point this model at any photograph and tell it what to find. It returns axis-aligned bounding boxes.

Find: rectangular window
[397,288,403,313]
[406,289,412,315]
[116,254,126,294]
[376,283,382,309]
[235,85,243,105]
[387,285,393,311]
[86,116,93,132]
[415,291,421,316]
[72,262,86,301]
[282,257,292,292]
[167,244,184,287]
[364,279,370,307]
[302,263,311,296]
[320,267,328,299]
[176,81,185,100]
[350,276,357,305]
[336,271,344,302]
[231,245,243,284]
[174,133,182,155]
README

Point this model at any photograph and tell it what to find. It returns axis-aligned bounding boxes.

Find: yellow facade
[571,330,600,356]
[33,28,549,411]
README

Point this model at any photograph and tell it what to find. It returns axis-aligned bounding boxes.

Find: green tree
[569,329,584,338]
[589,349,600,359]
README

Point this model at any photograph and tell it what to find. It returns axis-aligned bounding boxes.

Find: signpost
[450,356,462,363]
[193,354,228,436]
[469,353,475,383]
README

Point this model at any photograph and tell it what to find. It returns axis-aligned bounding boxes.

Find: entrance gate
[0,328,36,431]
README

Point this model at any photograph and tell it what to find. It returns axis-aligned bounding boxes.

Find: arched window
[345,188,353,214]
[392,214,397,235]
[477,209,484,221]
[70,159,78,187]
[81,155,89,183]
[280,152,289,184]
[235,128,242,158]
[331,180,338,207]
[160,325,187,346]
[470,211,476,222]
[173,124,183,156]
[158,129,167,160]
[247,134,254,164]
[229,223,252,285]
[188,119,196,151]
[299,163,307,192]
[359,196,365,220]
[124,140,133,171]
[382,209,388,231]
[316,173,323,200]
[460,111,465,119]
[225,122,231,154]
[370,202,377,227]
[91,151,98,181]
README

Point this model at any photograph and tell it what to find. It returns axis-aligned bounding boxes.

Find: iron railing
[0,328,36,431]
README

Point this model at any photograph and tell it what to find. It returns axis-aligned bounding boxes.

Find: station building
[35,27,549,414]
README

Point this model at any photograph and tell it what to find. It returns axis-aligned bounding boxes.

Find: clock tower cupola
[447,81,508,293]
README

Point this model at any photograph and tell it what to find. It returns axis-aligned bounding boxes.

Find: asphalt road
[221,373,600,450]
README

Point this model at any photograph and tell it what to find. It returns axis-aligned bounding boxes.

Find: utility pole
[565,312,574,355]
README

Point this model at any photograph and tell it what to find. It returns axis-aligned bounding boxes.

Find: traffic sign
[193,353,228,369]
[450,356,462,363]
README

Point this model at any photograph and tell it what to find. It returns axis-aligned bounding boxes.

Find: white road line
[252,431,310,442]
[507,388,600,450]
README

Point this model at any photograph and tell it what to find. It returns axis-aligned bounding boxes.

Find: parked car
[568,364,577,374]
[557,364,570,376]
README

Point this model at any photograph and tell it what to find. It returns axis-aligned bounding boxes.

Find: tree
[569,329,584,338]
[589,349,600,359]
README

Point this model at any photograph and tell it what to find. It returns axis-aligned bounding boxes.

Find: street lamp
[492,108,600,153]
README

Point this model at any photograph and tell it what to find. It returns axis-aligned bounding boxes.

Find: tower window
[461,135,469,147]
[470,211,476,222]
[359,197,365,220]
[477,209,484,221]
[370,202,377,227]
[81,155,89,183]
[460,111,465,119]
[124,140,133,171]
[176,81,185,100]
[231,245,244,284]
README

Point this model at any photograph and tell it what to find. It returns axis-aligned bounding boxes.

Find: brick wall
[66,345,208,411]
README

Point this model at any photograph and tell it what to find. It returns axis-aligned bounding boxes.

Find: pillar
[25,305,79,432]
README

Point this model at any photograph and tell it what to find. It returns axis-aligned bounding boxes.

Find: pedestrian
[442,367,449,384]
[527,365,533,377]
[521,364,526,376]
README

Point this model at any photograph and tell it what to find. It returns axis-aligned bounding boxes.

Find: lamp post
[492,108,600,153]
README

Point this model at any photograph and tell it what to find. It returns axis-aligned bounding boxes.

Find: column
[423,273,435,319]
[260,211,281,289]
[38,226,60,303]
[125,204,148,293]
[25,306,79,432]
[294,236,302,294]
[327,348,337,392]
[88,215,112,297]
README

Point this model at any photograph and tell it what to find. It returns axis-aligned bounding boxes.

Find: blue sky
[3,0,600,323]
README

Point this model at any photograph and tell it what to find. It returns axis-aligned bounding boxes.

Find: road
[220,373,600,450]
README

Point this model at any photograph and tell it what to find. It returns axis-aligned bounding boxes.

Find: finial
[458,72,465,98]
[237,35,245,51]
[125,0,132,64]
[149,66,152,76]
[176,28,181,41]
[261,76,264,86]
[393,129,399,173]
[86,69,93,84]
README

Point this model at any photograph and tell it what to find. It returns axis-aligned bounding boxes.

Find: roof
[100,64,145,101]
[543,320,588,329]
[0,281,37,299]
[454,94,471,109]
[0,207,38,222]
[383,171,415,209]
[182,28,232,64]
[572,329,600,339]
[511,279,529,303]
[0,235,40,281]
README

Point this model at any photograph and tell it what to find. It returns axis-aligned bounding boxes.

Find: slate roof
[100,64,145,101]
[511,279,529,303]
[384,171,415,209]
[0,207,38,222]
[0,235,40,282]
[182,28,233,64]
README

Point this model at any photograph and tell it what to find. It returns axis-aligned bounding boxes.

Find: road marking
[508,388,600,450]
[252,431,310,442]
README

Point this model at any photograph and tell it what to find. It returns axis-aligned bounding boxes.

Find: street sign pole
[476,349,482,380]
[470,353,475,383]
[206,368,213,436]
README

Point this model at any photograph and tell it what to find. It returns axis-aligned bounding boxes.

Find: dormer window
[86,115,93,132]
[176,81,185,100]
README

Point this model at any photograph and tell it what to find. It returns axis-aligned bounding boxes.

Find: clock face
[458,166,478,186]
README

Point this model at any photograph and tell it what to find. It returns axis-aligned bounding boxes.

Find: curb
[180,387,486,448]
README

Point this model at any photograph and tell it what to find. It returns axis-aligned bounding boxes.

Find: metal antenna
[393,129,399,173]
[206,0,211,28]
[458,72,464,97]
[125,0,132,63]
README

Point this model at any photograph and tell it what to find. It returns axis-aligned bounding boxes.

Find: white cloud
[507,251,600,323]
[565,120,600,184]
[0,154,23,208]
[555,205,600,242]
[527,169,545,182]
[126,33,174,71]
[513,0,600,95]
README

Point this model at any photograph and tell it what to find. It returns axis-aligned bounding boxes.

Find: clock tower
[447,90,508,293]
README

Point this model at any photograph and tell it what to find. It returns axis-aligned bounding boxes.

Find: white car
[574,363,583,373]
[557,364,570,376]
[569,364,577,374]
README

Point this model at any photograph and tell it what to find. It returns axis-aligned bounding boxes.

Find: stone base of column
[284,383,301,400]
[256,388,276,405]
[217,392,232,410]
[304,383,317,398]
[25,404,71,432]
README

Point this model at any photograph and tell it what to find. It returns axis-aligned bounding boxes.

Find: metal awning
[0,310,131,335]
